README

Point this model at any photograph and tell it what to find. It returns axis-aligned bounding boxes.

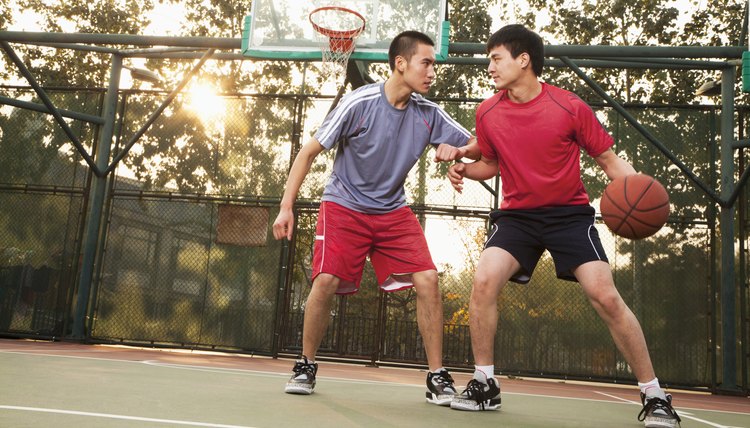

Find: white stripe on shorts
[586,213,603,260]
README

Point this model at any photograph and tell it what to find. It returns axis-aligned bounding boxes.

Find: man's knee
[311,273,340,295]
[472,271,502,299]
[589,288,628,317]
[412,270,439,296]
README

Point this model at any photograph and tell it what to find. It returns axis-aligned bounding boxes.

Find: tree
[17,0,154,87]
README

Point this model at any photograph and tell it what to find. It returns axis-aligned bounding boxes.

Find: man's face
[399,43,436,94]
[487,44,527,90]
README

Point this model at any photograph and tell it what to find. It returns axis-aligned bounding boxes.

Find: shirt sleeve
[314,94,364,150]
[571,94,614,157]
[428,105,472,147]
[476,105,497,160]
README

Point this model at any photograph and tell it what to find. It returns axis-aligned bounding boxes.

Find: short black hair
[388,31,435,71]
[486,24,544,77]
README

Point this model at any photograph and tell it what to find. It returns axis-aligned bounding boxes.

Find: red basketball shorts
[312,201,436,295]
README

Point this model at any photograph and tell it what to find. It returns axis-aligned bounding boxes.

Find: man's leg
[412,269,442,371]
[302,273,340,359]
[285,273,339,395]
[451,247,518,411]
[573,261,655,381]
[412,269,459,406]
[574,261,680,427]
[469,247,519,366]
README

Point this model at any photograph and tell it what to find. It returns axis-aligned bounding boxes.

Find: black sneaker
[450,372,501,411]
[638,393,681,428]
[284,356,318,395]
[425,369,457,406]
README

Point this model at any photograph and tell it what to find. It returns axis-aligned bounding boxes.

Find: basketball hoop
[309,6,366,78]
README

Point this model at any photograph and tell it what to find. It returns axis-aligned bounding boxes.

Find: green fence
[0,86,745,393]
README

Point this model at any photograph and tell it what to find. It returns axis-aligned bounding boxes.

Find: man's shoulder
[340,83,382,105]
[323,83,382,122]
[409,92,442,111]
[544,84,589,112]
[350,82,382,94]
[477,91,507,118]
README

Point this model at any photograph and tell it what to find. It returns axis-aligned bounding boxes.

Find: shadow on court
[0,339,747,427]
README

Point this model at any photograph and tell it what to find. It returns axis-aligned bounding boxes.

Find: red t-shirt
[476,83,614,210]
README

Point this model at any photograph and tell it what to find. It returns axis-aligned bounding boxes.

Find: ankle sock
[638,377,666,400]
[474,365,496,383]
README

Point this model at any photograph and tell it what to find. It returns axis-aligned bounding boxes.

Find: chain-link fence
[0,86,746,393]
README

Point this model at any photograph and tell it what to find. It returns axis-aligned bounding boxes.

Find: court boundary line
[0,405,255,428]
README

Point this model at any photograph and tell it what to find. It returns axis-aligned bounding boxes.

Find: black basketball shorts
[484,205,609,284]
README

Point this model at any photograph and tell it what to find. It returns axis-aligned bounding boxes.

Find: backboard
[241,0,449,61]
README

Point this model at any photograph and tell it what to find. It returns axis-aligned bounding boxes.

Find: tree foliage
[16,0,154,86]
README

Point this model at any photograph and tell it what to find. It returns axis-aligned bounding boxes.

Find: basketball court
[1,1,749,427]
[1,339,747,427]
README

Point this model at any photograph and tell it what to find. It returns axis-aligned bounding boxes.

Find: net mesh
[310,7,365,79]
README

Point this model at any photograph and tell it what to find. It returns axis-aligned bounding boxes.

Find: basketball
[600,174,670,239]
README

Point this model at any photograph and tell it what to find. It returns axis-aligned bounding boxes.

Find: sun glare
[186,82,226,124]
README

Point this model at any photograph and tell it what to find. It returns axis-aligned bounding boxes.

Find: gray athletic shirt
[315,82,471,214]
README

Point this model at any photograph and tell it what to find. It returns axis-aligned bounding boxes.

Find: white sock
[638,377,666,400]
[432,367,446,374]
[474,365,496,383]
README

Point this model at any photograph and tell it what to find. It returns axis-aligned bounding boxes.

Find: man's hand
[448,163,466,193]
[272,208,295,241]
[434,143,466,162]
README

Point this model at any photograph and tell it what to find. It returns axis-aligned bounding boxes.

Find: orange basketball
[600,174,670,239]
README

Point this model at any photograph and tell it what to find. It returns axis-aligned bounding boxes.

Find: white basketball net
[310,7,366,79]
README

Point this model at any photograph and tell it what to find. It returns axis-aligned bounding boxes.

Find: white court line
[0,405,255,428]
[0,349,422,388]
[141,360,424,388]
[594,391,746,428]
[0,349,152,365]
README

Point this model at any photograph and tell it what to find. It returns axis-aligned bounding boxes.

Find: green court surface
[0,339,747,427]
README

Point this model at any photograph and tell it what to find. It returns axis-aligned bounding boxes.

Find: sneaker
[425,369,457,406]
[450,372,501,411]
[638,393,681,428]
[284,356,318,395]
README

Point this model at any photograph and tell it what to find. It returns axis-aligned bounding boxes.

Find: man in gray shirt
[272,30,479,405]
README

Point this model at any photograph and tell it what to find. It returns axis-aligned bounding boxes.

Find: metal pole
[70,54,122,339]
[738,108,749,392]
[0,95,105,124]
[0,31,240,49]
[0,41,102,175]
[708,107,718,391]
[719,65,738,391]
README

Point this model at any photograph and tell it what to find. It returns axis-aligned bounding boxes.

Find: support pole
[70,54,122,339]
[719,65,739,392]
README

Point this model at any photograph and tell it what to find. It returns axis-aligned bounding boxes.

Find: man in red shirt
[447,25,680,428]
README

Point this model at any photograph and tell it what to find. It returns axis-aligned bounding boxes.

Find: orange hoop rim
[308,6,366,41]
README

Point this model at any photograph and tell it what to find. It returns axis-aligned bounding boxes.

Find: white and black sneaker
[284,356,318,395]
[450,371,501,411]
[425,369,457,406]
[638,393,681,427]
